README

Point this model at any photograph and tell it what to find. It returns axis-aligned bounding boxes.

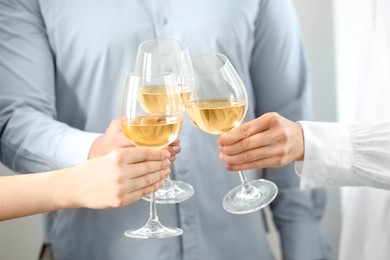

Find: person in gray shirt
[0,0,332,259]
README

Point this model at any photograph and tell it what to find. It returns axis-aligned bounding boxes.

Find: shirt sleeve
[0,0,100,172]
[297,121,390,190]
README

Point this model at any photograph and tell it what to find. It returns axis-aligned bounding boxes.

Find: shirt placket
[146,1,199,260]
[150,0,174,38]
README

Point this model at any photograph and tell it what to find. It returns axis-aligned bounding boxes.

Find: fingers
[218,112,281,147]
[218,130,275,156]
[89,119,135,159]
[162,138,181,162]
[121,181,162,205]
[122,172,169,205]
[218,113,301,171]
[95,150,171,208]
[219,144,278,166]
[114,120,136,147]
[224,156,287,171]
[124,159,171,179]
[126,167,170,192]
[117,134,135,147]
[164,138,181,157]
[164,146,180,162]
[169,137,181,146]
[112,147,171,165]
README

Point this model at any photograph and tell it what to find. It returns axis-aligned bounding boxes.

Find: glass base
[124,219,183,239]
[223,179,278,214]
[143,180,195,204]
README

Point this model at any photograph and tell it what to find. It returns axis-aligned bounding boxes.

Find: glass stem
[160,162,175,191]
[238,171,253,194]
[162,174,175,190]
[149,192,159,222]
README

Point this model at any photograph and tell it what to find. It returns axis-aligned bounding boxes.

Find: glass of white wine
[134,38,195,204]
[183,53,278,214]
[120,72,183,238]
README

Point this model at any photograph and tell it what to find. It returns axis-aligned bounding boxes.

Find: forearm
[0,170,73,221]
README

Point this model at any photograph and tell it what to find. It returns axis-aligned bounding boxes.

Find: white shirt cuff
[296,121,352,190]
[55,128,102,168]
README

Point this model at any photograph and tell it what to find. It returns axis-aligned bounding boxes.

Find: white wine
[185,98,247,134]
[138,85,182,114]
[180,86,193,106]
[122,115,182,150]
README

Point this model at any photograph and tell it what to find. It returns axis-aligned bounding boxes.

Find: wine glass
[134,38,195,204]
[183,53,278,214]
[120,72,183,238]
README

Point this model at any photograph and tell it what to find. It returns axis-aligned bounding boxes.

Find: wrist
[49,168,79,209]
[88,135,104,159]
[295,122,305,161]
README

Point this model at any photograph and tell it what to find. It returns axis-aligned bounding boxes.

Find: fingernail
[173,146,181,152]
[163,151,171,159]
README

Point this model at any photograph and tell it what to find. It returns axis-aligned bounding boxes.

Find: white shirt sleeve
[55,130,102,167]
[296,121,390,190]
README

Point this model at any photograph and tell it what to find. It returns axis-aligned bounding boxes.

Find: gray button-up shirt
[0,0,332,259]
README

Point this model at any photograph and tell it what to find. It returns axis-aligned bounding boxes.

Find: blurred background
[0,1,343,259]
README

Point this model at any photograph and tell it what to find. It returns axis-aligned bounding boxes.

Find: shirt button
[161,17,168,25]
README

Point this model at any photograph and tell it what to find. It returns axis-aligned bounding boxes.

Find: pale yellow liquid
[138,85,188,113]
[180,87,193,106]
[185,99,247,134]
[122,116,182,150]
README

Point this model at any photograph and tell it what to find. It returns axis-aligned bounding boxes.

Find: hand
[218,112,304,171]
[164,138,181,163]
[88,119,134,159]
[68,147,171,209]
[88,119,182,162]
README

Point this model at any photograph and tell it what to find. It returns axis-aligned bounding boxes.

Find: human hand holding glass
[183,53,278,214]
[218,112,305,170]
[120,73,183,238]
[134,38,195,204]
